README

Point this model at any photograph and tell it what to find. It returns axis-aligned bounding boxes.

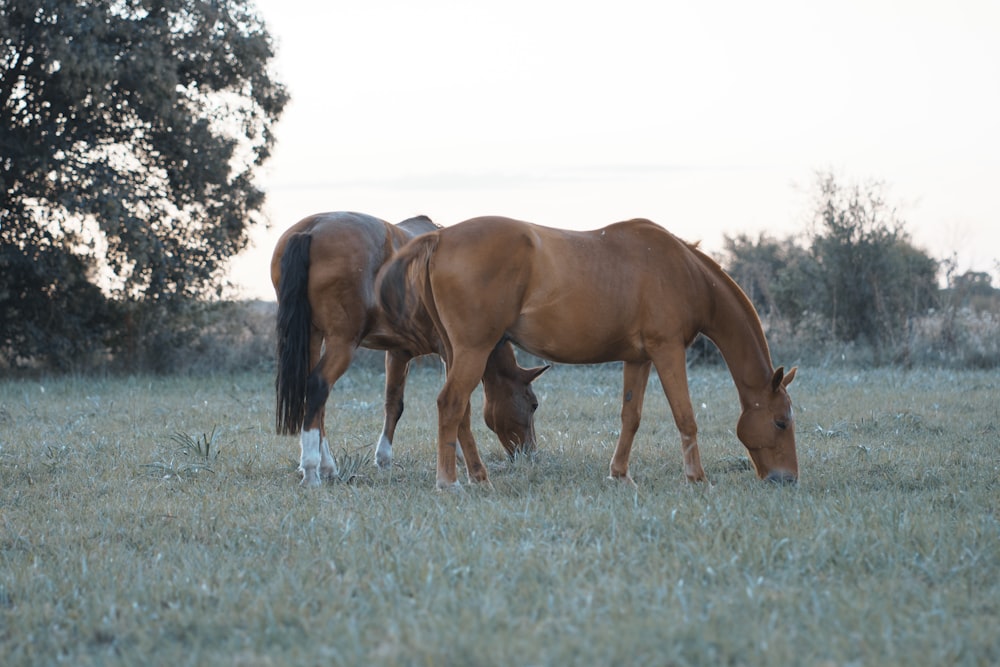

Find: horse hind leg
[299,373,332,487]
[319,430,338,481]
[436,349,491,491]
[374,350,411,469]
[300,343,354,486]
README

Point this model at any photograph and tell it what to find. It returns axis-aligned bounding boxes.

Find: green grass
[1,364,998,666]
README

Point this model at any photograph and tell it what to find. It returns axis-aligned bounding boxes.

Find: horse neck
[696,260,775,406]
[484,340,517,378]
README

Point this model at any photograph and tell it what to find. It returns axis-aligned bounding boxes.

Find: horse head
[481,343,550,458]
[736,366,798,484]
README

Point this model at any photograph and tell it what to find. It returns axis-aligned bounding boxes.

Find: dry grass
[1,364,998,666]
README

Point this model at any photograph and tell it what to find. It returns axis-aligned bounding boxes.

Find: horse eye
[531,401,539,412]
[774,419,788,430]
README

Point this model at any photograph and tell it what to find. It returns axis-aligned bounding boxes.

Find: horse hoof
[606,474,638,488]
[299,470,322,488]
[435,481,463,494]
[684,467,708,483]
[375,453,392,470]
[471,478,495,491]
[764,470,798,485]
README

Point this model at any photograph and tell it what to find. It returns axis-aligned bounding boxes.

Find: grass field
[1,362,998,666]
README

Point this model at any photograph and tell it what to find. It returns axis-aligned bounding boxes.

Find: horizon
[230,0,1000,300]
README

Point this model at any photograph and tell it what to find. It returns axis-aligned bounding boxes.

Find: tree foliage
[807,173,938,357]
[1,0,287,370]
[722,232,811,320]
[722,172,939,364]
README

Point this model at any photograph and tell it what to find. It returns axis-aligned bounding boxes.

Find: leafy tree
[938,264,999,346]
[720,173,940,364]
[1,0,287,370]
[949,269,994,302]
[806,172,938,361]
[722,232,813,320]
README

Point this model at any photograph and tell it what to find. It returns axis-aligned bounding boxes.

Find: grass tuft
[141,427,223,477]
[170,426,222,461]
[331,446,372,484]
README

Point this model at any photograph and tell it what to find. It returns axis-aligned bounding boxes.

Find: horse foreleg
[457,401,490,486]
[375,350,411,469]
[652,350,707,482]
[608,360,652,485]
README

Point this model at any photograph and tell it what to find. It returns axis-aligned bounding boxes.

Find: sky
[230,0,1000,300]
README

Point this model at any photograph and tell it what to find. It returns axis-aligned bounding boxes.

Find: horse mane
[684,237,774,366]
[397,215,442,234]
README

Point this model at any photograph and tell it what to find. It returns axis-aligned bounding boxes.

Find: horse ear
[770,366,785,392]
[782,366,797,387]
[524,364,551,383]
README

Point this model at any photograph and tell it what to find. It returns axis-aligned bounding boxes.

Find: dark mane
[397,215,441,235]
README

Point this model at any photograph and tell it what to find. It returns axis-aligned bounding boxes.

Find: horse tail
[378,233,441,354]
[274,232,313,435]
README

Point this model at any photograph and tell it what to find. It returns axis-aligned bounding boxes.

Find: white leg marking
[299,428,322,487]
[320,437,338,480]
[375,430,393,469]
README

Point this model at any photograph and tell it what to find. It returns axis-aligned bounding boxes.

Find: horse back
[430,216,704,311]
[424,216,714,362]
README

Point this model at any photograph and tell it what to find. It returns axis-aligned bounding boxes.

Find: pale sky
[230,0,1000,300]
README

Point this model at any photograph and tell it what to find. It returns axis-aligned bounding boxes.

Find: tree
[722,232,813,320]
[720,172,941,365]
[1,0,287,369]
[807,172,938,361]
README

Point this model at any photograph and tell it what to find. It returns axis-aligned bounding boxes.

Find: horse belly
[511,301,645,365]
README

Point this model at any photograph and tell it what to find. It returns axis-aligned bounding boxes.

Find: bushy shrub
[130,300,412,375]
[905,308,1000,368]
[715,172,976,368]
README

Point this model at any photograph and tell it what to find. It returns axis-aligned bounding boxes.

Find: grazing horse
[271,211,548,487]
[378,216,798,490]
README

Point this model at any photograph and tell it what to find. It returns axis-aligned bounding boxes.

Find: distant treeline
[3,173,998,374]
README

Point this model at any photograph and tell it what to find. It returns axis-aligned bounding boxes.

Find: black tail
[275,233,313,435]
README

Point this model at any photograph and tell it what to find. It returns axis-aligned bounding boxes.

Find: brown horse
[378,215,798,490]
[271,211,547,487]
